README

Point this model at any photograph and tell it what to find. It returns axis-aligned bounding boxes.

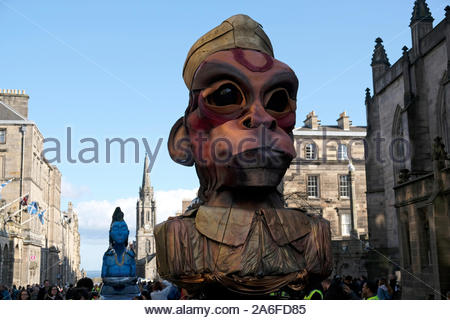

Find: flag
[0,178,13,198]
[20,195,28,206]
[27,201,39,215]
[38,209,46,225]
[0,178,13,189]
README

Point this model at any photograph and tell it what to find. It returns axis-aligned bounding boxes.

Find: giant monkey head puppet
[156,15,332,298]
[169,15,298,204]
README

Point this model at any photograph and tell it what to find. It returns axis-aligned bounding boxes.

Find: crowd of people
[0,277,183,300]
[0,278,101,300]
[310,275,401,300]
[1,273,448,300]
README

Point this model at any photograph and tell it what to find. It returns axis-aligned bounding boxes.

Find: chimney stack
[303,111,320,130]
[337,111,351,130]
[0,89,29,119]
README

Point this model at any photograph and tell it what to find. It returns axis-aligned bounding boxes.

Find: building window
[340,210,351,237]
[338,144,348,160]
[307,175,319,198]
[305,143,317,160]
[339,175,350,198]
[0,129,5,144]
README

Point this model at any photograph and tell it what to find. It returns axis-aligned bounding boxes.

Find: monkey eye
[265,88,290,113]
[205,81,245,107]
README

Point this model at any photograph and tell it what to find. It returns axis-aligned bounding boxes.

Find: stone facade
[365,1,450,299]
[135,155,157,280]
[283,111,368,277]
[0,89,81,287]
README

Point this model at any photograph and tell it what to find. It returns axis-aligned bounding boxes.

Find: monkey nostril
[269,120,277,130]
[243,118,252,128]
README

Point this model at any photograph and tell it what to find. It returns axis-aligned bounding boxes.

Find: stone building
[175,199,194,216]
[0,89,81,286]
[60,202,81,285]
[283,111,368,277]
[135,155,157,280]
[365,1,450,299]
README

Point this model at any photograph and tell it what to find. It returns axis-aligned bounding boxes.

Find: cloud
[61,177,91,199]
[75,197,137,232]
[74,188,198,232]
[154,188,198,223]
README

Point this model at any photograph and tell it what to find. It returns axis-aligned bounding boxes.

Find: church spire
[410,0,434,26]
[142,153,150,189]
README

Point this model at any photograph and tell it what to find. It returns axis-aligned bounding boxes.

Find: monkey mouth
[228,147,293,169]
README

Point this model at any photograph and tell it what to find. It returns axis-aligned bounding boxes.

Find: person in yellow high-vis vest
[304,289,323,300]
[362,281,379,300]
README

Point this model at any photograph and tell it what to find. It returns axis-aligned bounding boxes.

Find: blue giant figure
[101,207,136,278]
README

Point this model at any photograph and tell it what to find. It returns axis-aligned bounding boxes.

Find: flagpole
[9,206,26,219]
[21,206,47,226]
[0,192,27,212]
[21,214,36,225]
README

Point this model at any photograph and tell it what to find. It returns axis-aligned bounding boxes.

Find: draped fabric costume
[155,206,332,294]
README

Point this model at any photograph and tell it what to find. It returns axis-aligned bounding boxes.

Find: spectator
[11,285,19,300]
[151,280,173,300]
[18,289,31,300]
[76,277,94,292]
[37,280,50,300]
[323,277,347,299]
[377,278,392,300]
[91,291,100,300]
[45,285,63,300]
[167,283,181,300]
[362,281,379,300]
[356,276,367,296]
[70,288,90,300]
[65,284,74,300]
[342,283,361,300]
[343,276,354,289]
[30,285,40,300]
[0,285,12,300]
[75,277,94,299]
[389,274,401,299]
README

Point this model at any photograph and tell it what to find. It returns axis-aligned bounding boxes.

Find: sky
[0,0,447,271]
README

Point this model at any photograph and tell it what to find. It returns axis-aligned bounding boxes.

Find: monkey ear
[168,117,194,166]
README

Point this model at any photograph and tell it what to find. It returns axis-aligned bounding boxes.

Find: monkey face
[169,49,298,190]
